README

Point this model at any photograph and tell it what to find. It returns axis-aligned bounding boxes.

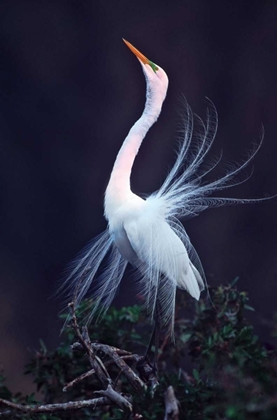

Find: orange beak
[123,39,159,72]
[122,39,150,65]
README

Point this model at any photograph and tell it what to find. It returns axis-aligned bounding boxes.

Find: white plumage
[62,40,266,336]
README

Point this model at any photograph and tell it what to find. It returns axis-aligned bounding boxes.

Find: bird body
[103,40,203,330]
[62,40,266,336]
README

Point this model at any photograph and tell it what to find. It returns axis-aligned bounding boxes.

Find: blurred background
[0,0,277,393]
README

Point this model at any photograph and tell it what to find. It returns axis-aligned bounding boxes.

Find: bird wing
[124,215,202,297]
[123,205,204,329]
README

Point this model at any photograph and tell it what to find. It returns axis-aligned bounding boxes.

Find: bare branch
[0,396,111,413]
[94,384,132,412]
[63,354,142,392]
[0,300,159,417]
[63,368,95,392]
[0,409,13,417]
[164,386,179,420]
[69,302,111,387]
[90,342,146,394]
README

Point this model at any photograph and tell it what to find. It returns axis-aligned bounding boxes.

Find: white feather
[61,41,271,337]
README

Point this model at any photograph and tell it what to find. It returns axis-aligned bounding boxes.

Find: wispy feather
[59,41,272,337]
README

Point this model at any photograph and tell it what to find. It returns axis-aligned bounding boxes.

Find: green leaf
[230,276,239,287]
[192,369,200,381]
[245,304,255,311]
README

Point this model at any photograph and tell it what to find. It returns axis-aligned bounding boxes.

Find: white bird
[62,40,266,338]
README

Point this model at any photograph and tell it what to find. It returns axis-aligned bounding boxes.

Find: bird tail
[58,229,127,324]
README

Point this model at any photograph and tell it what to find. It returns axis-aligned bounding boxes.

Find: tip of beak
[122,39,150,66]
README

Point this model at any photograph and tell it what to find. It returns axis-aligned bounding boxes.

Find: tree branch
[0,396,113,413]
[0,301,159,417]
[164,386,179,420]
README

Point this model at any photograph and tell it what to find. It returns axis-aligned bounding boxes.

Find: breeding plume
[63,40,264,336]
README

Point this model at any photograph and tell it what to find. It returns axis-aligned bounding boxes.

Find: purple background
[1,0,277,392]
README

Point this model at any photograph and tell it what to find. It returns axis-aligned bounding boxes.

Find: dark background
[0,0,277,393]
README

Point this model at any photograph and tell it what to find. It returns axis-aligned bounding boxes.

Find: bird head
[123,39,168,103]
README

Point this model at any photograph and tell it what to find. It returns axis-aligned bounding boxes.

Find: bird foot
[136,355,159,395]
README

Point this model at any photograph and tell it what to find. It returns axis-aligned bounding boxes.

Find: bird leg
[145,315,161,371]
[139,301,161,373]
[144,323,155,362]
[136,304,160,393]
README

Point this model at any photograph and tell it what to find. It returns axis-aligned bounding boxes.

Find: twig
[0,409,13,417]
[63,354,141,392]
[0,396,112,413]
[90,342,146,394]
[69,303,145,393]
[63,368,95,392]
[164,386,179,420]
[94,384,132,412]
[69,303,111,387]
[0,301,158,417]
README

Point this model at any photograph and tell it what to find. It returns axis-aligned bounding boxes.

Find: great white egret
[62,39,266,338]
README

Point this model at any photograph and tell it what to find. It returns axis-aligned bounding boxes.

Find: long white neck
[105,83,165,216]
